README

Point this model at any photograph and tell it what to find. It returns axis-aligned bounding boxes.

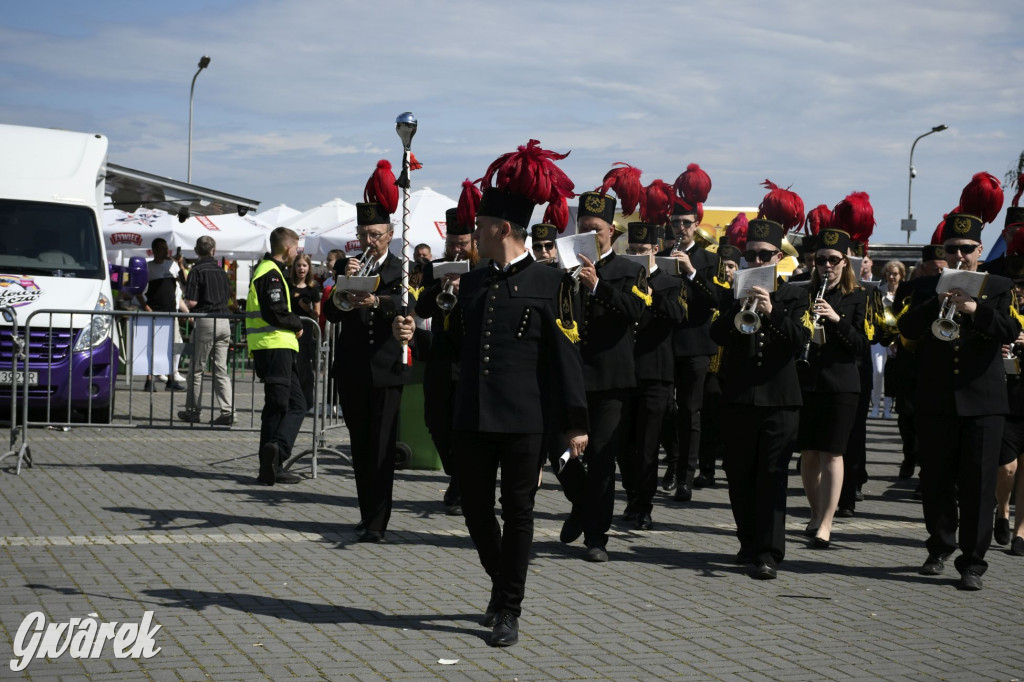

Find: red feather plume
[1008,227,1024,256]
[479,139,575,207]
[457,179,482,231]
[726,213,748,250]
[831,191,875,244]
[597,162,643,216]
[674,163,711,206]
[640,180,674,226]
[958,172,1004,224]
[757,179,805,232]
[543,196,569,233]
[696,202,704,223]
[363,159,399,215]
[1013,172,1024,208]
[805,204,833,236]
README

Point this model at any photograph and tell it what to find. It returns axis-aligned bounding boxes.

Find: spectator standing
[290,253,322,410]
[136,237,187,391]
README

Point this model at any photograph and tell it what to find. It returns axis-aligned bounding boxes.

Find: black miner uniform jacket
[897,273,1021,416]
[579,252,649,391]
[635,268,686,382]
[795,284,868,394]
[323,251,411,388]
[451,254,588,436]
[414,258,463,373]
[710,281,811,406]
[664,245,720,357]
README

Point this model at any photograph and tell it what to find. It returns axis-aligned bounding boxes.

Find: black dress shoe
[489,611,519,647]
[620,507,638,522]
[1010,536,1024,556]
[634,513,653,531]
[274,471,302,484]
[354,520,367,532]
[854,488,864,502]
[660,463,677,491]
[958,571,983,591]
[482,587,501,627]
[443,483,459,507]
[835,506,855,518]
[994,517,1012,546]
[673,483,693,502]
[693,473,716,489]
[749,562,777,580]
[803,522,820,538]
[810,537,830,550]
[584,545,609,563]
[357,530,385,543]
[560,513,583,544]
[919,555,946,576]
[898,461,915,479]
[734,551,755,565]
[446,503,463,517]
[257,443,278,485]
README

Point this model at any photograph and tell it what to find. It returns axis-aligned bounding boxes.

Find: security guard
[323,160,411,543]
[898,209,1021,591]
[247,227,305,486]
[557,189,648,563]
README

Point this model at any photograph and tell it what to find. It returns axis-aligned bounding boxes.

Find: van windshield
[0,200,104,279]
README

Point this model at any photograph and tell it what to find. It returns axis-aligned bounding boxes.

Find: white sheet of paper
[621,253,654,273]
[732,264,777,298]
[132,317,174,376]
[654,257,681,276]
[936,269,988,298]
[334,275,380,293]
[555,233,600,270]
[431,261,470,278]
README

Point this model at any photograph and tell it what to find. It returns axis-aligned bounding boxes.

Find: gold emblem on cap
[636,226,647,240]
[752,222,770,239]
[584,194,607,215]
[359,204,376,222]
[953,216,971,235]
[535,225,549,239]
[934,246,946,258]
[822,231,839,247]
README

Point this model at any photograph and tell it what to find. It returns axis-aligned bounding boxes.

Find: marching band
[334,148,1024,647]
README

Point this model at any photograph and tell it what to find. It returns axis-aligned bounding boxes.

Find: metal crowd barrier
[0,309,348,478]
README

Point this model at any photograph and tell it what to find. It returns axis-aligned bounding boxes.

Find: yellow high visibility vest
[245,258,299,352]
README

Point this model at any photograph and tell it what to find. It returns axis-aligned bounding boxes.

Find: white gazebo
[255,203,301,227]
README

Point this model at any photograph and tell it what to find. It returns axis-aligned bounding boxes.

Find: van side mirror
[119,257,149,296]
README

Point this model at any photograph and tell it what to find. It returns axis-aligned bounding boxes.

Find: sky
[2,0,1022,245]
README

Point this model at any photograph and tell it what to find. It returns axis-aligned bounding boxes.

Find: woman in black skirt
[797,228,868,548]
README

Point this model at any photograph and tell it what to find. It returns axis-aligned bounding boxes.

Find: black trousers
[423,361,458,486]
[915,413,1003,576]
[455,431,543,618]
[253,348,307,462]
[698,372,723,476]
[629,381,674,515]
[340,383,403,533]
[722,404,799,567]
[839,359,872,508]
[673,355,710,485]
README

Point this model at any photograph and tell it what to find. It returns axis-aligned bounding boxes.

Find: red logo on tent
[110,232,143,246]
[434,221,447,239]
[197,216,219,231]
[346,240,360,251]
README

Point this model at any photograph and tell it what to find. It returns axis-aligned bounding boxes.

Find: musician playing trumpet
[796,228,867,550]
[897,182,1023,590]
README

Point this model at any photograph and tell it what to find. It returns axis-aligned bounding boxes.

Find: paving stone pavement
[1,416,1022,681]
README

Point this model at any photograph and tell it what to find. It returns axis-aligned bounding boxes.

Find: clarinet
[797,280,829,368]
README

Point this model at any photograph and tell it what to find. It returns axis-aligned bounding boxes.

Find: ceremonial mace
[395,112,418,365]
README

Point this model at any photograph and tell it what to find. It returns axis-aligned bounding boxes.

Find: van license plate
[0,370,38,386]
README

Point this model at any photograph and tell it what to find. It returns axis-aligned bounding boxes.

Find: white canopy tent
[255,203,301,227]
[281,198,358,252]
[303,187,456,259]
[103,208,273,260]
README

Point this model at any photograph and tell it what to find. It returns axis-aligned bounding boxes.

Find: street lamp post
[904,124,948,244]
[187,55,211,183]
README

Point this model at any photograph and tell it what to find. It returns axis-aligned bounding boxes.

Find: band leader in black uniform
[621,223,685,530]
[898,198,1021,591]
[795,228,867,549]
[414,200,479,515]
[323,160,411,544]
[710,187,811,581]
[396,142,588,647]
[558,189,648,563]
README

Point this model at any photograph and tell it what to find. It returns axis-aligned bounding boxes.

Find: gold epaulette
[632,285,653,306]
[801,308,814,333]
[713,276,731,289]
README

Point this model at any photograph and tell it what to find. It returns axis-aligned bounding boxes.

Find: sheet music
[936,269,988,298]
[431,260,470,278]
[654,257,682,276]
[732,264,777,298]
[335,274,380,293]
[555,233,600,270]
[621,253,655,273]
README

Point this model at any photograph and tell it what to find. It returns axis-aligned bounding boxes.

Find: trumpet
[797,280,829,368]
[693,227,717,251]
[931,262,962,342]
[435,256,463,312]
[734,296,762,334]
[333,251,376,311]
